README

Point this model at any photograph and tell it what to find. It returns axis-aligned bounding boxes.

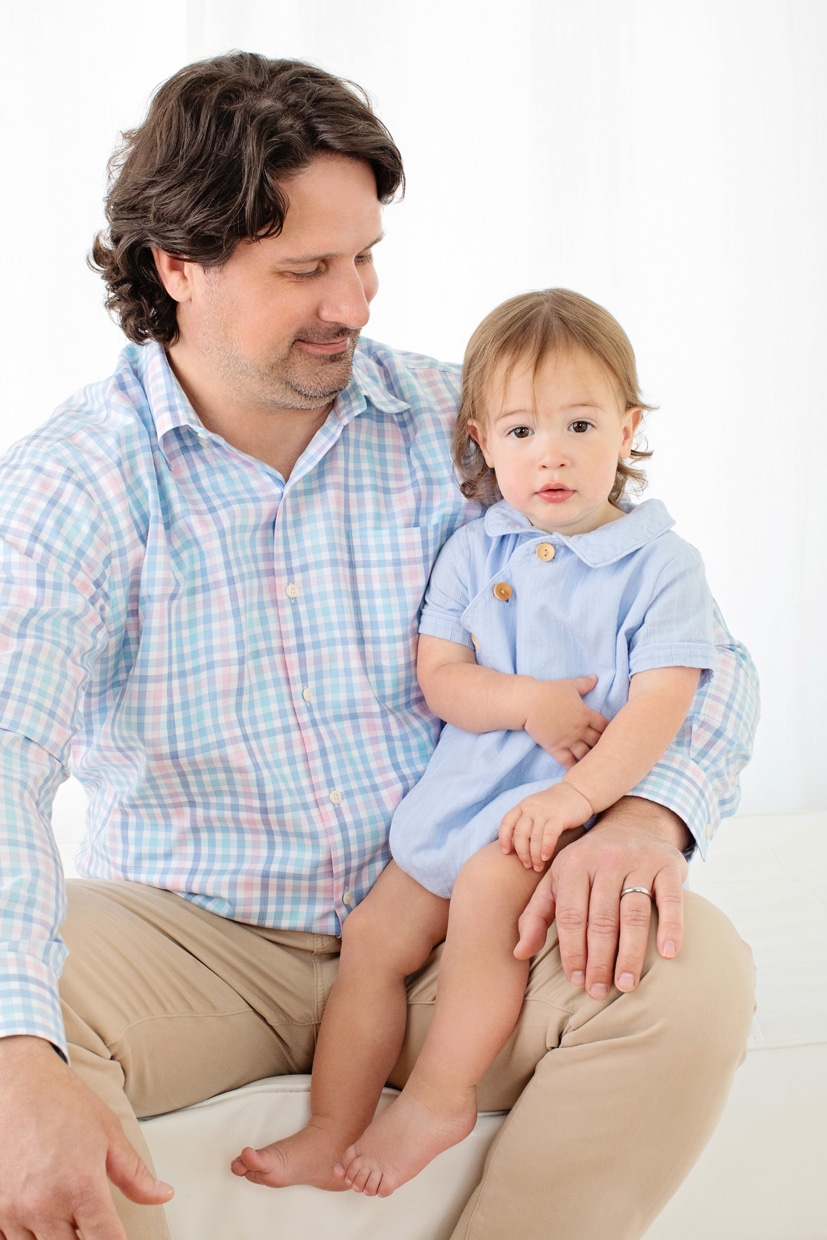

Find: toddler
[232,288,716,1197]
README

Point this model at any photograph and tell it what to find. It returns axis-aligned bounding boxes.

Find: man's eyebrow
[275,232,385,265]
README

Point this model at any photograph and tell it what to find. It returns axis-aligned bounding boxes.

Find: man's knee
[664,889,755,1060]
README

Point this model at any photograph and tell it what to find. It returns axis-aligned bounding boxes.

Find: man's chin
[286,354,357,404]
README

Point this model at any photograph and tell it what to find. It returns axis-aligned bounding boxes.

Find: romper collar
[483,498,676,566]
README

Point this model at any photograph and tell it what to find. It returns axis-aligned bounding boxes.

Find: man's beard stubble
[279,327,362,407]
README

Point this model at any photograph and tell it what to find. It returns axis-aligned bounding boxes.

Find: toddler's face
[470,349,641,536]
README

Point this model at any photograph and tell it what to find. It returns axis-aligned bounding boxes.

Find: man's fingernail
[571,971,585,987]
[589,983,608,998]
[662,939,677,958]
[618,972,635,990]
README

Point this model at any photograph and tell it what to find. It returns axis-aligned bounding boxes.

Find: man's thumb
[107,1133,174,1205]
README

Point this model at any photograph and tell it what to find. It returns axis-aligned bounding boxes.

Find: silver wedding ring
[619,886,654,900]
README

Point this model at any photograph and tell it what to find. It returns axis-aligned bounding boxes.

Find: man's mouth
[293,331,357,356]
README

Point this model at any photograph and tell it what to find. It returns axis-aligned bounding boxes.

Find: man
[0,52,757,1240]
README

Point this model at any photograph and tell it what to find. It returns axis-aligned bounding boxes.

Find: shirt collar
[130,341,210,460]
[483,498,675,566]
[335,340,412,424]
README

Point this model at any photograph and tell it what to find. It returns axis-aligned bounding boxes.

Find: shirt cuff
[0,953,68,1058]
[628,757,720,861]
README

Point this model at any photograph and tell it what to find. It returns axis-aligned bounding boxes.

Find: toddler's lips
[538,487,574,504]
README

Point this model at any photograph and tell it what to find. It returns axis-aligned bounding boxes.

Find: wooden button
[536,542,555,561]
[493,582,513,601]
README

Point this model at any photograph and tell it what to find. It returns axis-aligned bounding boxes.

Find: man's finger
[548,865,592,986]
[106,1131,174,1205]
[613,881,656,992]
[72,1184,132,1240]
[514,871,557,959]
[653,871,684,960]
[581,873,625,998]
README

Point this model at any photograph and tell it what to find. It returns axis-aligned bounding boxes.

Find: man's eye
[569,420,592,433]
[508,426,532,439]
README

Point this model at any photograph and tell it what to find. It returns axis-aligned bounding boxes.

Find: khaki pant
[61,879,754,1240]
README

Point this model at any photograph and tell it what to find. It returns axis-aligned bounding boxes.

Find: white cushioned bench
[54,805,826,1238]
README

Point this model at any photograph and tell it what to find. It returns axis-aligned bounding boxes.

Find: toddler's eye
[508,426,532,439]
[569,420,592,433]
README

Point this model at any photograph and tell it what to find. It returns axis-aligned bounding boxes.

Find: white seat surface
[108,809,827,1238]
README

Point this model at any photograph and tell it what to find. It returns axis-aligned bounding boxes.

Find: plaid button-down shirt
[0,339,759,1052]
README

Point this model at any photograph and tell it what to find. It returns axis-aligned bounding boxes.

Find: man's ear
[151,248,195,303]
[468,422,494,468]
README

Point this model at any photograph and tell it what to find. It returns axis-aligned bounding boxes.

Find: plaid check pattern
[0,339,758,1051]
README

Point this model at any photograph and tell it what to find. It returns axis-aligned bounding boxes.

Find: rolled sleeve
[630,606,760,858]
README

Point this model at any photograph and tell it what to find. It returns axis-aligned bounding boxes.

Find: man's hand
[523,675,607,767]
[514,797,690,996]
[0,1035,173,1239]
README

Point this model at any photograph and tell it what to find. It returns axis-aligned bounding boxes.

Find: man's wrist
[593,795,693,854]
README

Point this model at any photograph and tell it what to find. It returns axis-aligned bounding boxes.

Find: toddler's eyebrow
[492,400,601,421]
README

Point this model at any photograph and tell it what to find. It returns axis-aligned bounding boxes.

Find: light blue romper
[389,498,718,898]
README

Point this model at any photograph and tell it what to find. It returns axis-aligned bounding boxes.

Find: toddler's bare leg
[340,843,543,1197]
[232,862,449,1190]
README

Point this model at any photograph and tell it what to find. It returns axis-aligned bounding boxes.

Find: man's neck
[201,405,332,479]
[165,348,334,479]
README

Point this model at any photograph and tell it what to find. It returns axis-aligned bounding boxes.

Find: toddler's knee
[340,899,380,955]
[452,844,528,914]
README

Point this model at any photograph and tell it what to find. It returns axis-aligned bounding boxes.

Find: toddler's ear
[620,406,642,457]
[468,422,494,468]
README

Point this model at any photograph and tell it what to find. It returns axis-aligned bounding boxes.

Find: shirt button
[342,891,353,906]
[493,582,513,601]
[329,790,343,805]
[536,542,555,561]
[302,687,313,702]
[285,583,299,599]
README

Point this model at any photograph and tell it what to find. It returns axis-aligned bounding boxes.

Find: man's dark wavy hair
[89,51,405,345]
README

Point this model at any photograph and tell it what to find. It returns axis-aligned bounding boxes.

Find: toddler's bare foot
[335,1083,477,1197]
[230,1121,350,1191]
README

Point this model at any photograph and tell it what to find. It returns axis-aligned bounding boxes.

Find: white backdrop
[1,0,825,823]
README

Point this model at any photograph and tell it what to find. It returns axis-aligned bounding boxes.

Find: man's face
[172,153,383,417]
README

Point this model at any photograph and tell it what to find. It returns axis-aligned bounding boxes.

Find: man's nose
[318,265,374,329]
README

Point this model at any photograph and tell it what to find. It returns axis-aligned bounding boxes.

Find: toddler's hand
[523,676,607,767]
[499,783,594,870]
